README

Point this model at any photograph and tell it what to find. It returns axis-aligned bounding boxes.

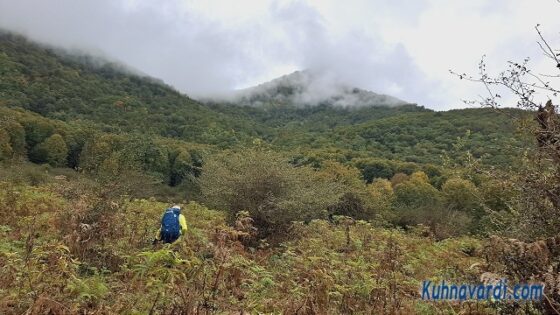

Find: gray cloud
[0,0,265,96]
[262,1,442,105]
[0,0,443,107]
[221,69,409,108]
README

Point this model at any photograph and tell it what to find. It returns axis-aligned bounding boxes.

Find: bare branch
[535,24,560,67]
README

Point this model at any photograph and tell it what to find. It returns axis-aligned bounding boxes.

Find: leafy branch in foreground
[452,22,560,314]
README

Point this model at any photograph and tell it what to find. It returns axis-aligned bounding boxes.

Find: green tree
[80,134,123,172]
[393,171,441,209]
[409,171,430,183]
[368,178,394,217]
[478,179,515,213]
[1,120,26,158]
[31,133,68,167]
[0,129,13,160]
[320,161,376,220]
[442,178,485,234]
[62,126,92,169]
[392,172,474,238]
[442,178,481,214]
[169,149,194,186]
[200,148,344,238]
[116,136,169,178]
[21,116,54,149]
[358,159,394,183]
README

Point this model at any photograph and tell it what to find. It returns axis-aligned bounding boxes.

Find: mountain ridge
[211,69,411,108]
[0,30,528,167]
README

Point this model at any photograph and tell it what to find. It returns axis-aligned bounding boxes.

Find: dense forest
[1,31,559,314]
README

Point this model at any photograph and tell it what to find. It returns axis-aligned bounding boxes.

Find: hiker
[154,205,188,244]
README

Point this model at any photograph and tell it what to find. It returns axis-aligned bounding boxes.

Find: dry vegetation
[0,167,489,314]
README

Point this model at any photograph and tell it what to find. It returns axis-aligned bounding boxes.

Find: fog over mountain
[2,1,559,110]
[2,1,560,110]
[210,69,409,108]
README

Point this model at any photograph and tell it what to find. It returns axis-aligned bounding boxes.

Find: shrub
[390,172,409,187]
[442,178,479,210]
[318,161,379,220]
[368,178,394,219]
[393,171,441,209]
[31,133,68,167]
[358,159,394,183]
[199,148,344,238]
[0,129,13,160]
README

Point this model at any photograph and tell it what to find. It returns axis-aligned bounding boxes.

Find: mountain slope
[218,69,409,108]
[0,31,264,145]
[0,30,529,168]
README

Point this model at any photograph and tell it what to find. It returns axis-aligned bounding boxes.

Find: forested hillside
[1,31,558,314]
[0,31,264,146]
[1,31,529,167]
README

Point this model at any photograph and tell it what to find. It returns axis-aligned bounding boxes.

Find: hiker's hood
[171,205,181,215]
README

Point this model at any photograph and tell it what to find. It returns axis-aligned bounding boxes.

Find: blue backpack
[160,208,181,243]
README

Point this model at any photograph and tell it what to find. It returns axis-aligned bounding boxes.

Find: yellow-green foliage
[368,178,394,216]
[200,148,345,235]
[0,182,66,233]
[0,128,13,160]
[442,177,481,213]
[0,170,490,314]
[34,133,69,167]
[271,220,482,314]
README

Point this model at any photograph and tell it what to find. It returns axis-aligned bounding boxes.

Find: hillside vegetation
[1,31,528,166]
[0,167,485,313]
[1,31,558,314]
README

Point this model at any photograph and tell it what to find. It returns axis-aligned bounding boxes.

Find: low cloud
[212,69,408,108]
[0,0,438,106]
[3,0,555,109]
[0,0,265,96]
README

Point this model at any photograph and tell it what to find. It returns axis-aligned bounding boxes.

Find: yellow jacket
[155,213,188,241]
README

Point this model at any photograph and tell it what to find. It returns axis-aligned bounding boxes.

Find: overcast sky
[1,0,560,110]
